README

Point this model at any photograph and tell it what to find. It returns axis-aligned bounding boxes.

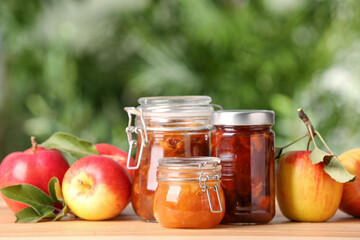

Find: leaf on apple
[324,156,356,183]
[297,109,355,183]
[309,148,333,164]
[0,178,70,223]
[0,184,55,215]
[41,132,99,160]
[309,147,356,183]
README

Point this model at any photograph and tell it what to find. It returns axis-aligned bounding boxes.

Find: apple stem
[297,109,319,149]
[306,137,311,151]
[275,133,309,159]
[298,109,337,157]
[280,133,309,150]
[297,109,316,136]
[31,136,37,153]
[77,179,92,189]
[314,130,336,156]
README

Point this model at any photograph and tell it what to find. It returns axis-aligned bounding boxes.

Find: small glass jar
[154,157,225,228]
[211,110,275,224]
[125,96,217,222]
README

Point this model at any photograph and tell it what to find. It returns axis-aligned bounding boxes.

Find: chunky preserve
[211,110,275,224]
[154,157,225,228]
[125,96,214,221]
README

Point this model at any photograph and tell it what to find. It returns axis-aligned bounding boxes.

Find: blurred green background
[0,0,359,160]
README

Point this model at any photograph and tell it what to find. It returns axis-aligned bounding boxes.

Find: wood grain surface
[0,197,359,240]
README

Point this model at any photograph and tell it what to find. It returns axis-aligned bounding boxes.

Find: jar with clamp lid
[211,110,275,224]
[154,157,225,228]
[124,96,218,222]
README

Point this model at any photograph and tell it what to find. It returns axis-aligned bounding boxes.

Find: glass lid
[137,95,214,117]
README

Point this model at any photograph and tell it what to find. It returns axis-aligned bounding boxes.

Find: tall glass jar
[125,96,215,222]
[211,110,275,224]
[154,157,225,228]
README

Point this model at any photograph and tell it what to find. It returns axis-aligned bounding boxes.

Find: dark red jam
[211,125,275,224]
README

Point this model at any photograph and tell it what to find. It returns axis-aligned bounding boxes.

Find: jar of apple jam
[125,96,217,222]
[211,110,275,224]
[154,157,225,228]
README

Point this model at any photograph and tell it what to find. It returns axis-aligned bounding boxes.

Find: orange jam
[125,96,215,222]
[153,157,225,228]
[131,130,210,221]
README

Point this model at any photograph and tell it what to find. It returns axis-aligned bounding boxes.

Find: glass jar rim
[137,96,214,117]
[138,95,212,106]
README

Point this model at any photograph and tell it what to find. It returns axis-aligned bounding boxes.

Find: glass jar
[125,96,216,222]
[211,110,275,224]
[154,157,225,228]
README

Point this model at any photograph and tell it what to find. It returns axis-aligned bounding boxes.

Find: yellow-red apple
[62,155,131,220]
[276,151,343,222]
[0,139,69,213]
[338,148,360,217]
[95,143,134,179]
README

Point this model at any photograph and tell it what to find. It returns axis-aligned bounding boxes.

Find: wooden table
[0,198,359,240]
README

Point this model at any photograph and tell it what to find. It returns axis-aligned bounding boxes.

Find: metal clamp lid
[124,96,222,170]
[124,107,214,170]
[124,107,148,170]
[124,105,222,170]
[199,161,223,213]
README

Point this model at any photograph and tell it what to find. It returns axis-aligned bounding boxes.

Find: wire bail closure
[124,107,149,170]
[199,162,223,213]
[124,100,220,171]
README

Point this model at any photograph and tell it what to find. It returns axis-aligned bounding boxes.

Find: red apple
[338,148,360,217]
[95,143,134,179]
[62,155,131,220]
[276,151,343,222]
[0,138,70,213]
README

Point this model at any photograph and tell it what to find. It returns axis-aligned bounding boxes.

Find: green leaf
[41,132,99,159]
[324,156,356,183]
[309,148,333,164]
[15,207,56,223]
[48,177,70,221]
[0,184,55,215]
[62,152,78,165]
[48,177,63,202]
[308,147,356,183]
[1,180,71,223]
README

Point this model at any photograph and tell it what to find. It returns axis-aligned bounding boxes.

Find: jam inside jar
[125,96,215,222]
[211,110,275,224]
[154,157,225,228]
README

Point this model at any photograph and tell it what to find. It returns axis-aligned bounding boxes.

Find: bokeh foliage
[0,0,359,160]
